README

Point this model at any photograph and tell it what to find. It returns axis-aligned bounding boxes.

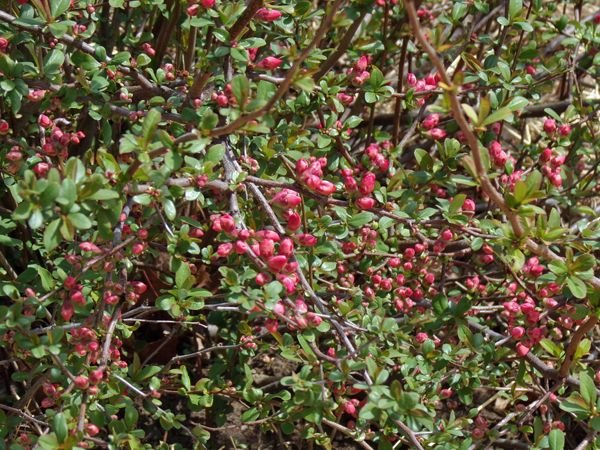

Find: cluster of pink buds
[41,382,62,408]
[488,140,509,167]
[211,89,230,107]
[211,214,315,293]
[70,326,99,358]
[364,141,391,172]
[255,8,282,21]
[347,55,371,86]
[417,6,435,20]
[406,72,439,105]
[540,148,564,187]
[341,169,377,210]
[337,92,355,105]
[240,335,257,349]
[465,275,487,293]
[40,116,86,159]
[296,157,337,195]
[73,23,87,35]
[163,62,176,81]
[126,280,147,304]
[471,416,490,439]
[499,170,524,192]
[422,113,446,140]
[523,256,544,278]
[27,89,46,102]
[265,298,322,332]
[141,42,155,57]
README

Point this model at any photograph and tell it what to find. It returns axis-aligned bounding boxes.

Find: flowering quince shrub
[1,0,600,448]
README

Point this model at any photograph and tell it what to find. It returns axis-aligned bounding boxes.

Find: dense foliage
[0,0,599,448]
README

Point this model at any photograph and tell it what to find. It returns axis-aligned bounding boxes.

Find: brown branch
[321,418,375,450]
[559,315,599,378]
[395,419,425,450]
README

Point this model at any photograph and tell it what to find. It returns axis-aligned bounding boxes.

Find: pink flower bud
[61,300,74,321]
[440,229,453,241]
[422,113,440,130]
[131,242,145,255]
[558,124,571,136]
[0,120,10,134]
[543,118,557,134]
[79,242,103,254]
[295,299,308,314]
[255,8,282,21]
[279,238,294,256]
[356,196,375,210]
[510,326,525,340]
[279,275,297,293]
[406,73,417,87]
[217,243,233,257]
[359,172,376,195]
[265,318,278,333]
[86,424,100,436]
[297,233,317,247]
[285,211,302,231]
[255,272,269,286]
[38,114,52,128]
[233,240,248,254]
[540,148,553,162]
[429,128,446,140]
[267,255,288,272]
[200,0,215,7]
[74,375,89,389]
[516,343,530,357]
[272,189,302,208]
[71,291,85,305]
[337,93,355,105]
[257,56,282,70]
[186,4,199,15]
[462,198,475,212]
[315,180,336,196]
[259,239,275,257]
[33,162,50,177]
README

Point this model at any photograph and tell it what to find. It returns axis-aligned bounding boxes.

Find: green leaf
[567,276,587,299]
[548,429,564,450]
[68,213,92,230]
[50,0,71,18]
[28,209,44,230]
[231,75,250,108]
[579,372,597,407]
[348,212,375,228]
[175,262,191,289]
[43,218,62,252]
[508,0,522,20]
[206,144,225,164]
[507,96,528,111]
[53,412,68,443]
[43,50,65,77]
[142,109,161,150]
[481,107,512,126]
[200,110,219,131]
[163,198,176,221]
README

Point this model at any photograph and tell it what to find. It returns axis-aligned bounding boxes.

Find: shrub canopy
[0,0,599,448]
